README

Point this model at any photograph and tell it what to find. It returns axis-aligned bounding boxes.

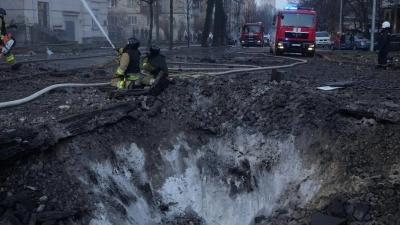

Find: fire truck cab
[240,22,265,47]
[271,6,317,57]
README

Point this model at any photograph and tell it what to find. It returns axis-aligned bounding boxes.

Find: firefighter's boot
[149,71,169,96]
[11,62,22,71]
[3,52,20,70]
[108,89,127,100]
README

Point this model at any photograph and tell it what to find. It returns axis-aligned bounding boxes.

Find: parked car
[330,35,371,50]
[388,33,400,51]
[316,31,331,48]
[373,33,400,51]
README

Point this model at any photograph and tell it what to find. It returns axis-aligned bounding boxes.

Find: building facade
[107,0,204,42]
[0,0,108,45]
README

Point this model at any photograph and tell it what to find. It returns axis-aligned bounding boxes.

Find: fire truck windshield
[243,26,260,33]
[281,13,315,28]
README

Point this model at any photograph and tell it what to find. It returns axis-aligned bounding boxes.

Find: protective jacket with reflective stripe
[123,47,141,74]
[145,54,168,76]
[0,16,6,36]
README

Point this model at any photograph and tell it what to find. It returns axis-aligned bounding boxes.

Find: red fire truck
[270,6,317,57]
[240,22,265,47]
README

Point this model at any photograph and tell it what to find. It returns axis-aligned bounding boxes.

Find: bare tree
[296,0,378,37]
[160,15,176,41]
[155,0,160,41]
[178,20,186,41]
[242,0,258,23]
[254,3,275,33]
[201,0,216,47]
[169,0,174,50]
[140,0,157,48]
[178,0,194,48]
[212,0,227,46]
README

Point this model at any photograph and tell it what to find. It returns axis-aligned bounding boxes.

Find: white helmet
[382,21,390,28]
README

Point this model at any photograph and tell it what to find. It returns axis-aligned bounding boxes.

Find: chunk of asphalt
[311,212,347,225]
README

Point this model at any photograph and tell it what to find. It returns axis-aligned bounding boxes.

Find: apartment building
[0,0,108,45]
[107,0,204,41]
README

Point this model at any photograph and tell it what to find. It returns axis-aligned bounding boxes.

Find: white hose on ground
[0,83,108,109]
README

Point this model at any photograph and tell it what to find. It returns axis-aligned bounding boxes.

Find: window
[193,0,200,8]
[243,26,260,33]
[108,16,118,25]
[108,0,117,7]
[92,9,99,30]
[316,32,329,37]
[127,0,134,7]
[281,13,315,28]
[128,16,137,25]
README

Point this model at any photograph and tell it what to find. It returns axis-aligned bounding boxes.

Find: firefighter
[0,8,21,71]
[376,21,392,70]
[109,37,141,90]
[141,45,168,86]
[333,32,341,50]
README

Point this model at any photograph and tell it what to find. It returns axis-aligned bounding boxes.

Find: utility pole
[371,0,376,51]
[339,0,343,33]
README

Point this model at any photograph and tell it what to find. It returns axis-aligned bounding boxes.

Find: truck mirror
[272,15,276,26]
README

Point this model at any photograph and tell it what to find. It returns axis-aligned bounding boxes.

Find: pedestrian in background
[184,30,188,42]
[208,32,213,45]
[340,33,346,49]
[376,21,392,70]
[349,33,355,49]
[333,32,340,50]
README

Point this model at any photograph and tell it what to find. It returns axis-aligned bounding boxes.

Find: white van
[316,31,331,48]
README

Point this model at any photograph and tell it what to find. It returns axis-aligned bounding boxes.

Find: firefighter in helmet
[0,8,21,71]
[376,21,392,70]
[141,45,168,86]
[110,37,141,89]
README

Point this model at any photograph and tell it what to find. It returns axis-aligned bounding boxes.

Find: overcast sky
[275,0,289,9]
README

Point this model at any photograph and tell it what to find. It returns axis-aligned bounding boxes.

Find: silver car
[316,31,331,48]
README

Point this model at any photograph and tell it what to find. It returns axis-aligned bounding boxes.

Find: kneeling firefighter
[141,45,169,95]
[0,8,22,71]
[110,37,141,90]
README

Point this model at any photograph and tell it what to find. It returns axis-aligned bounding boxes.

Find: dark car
[388,33,400,51]
[373,33,400,51]
[330,35,371,50]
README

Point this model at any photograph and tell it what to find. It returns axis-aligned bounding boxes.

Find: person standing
[376,21,392,70]
[0,8,21,71]
[184,30,188,42]
[349,33,355,49]
[208,32,213,45]
[340,33,346,49]
[333,32,340,50]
